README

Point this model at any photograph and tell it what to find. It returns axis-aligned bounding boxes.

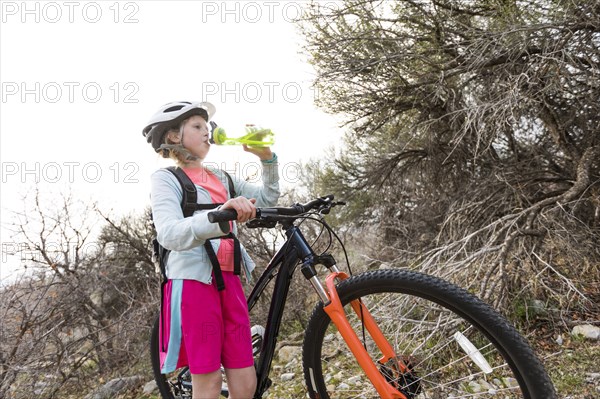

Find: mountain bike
[150,195,557,398]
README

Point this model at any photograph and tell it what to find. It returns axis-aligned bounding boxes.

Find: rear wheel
[150,315,194,399]
[150,315,235,398]
[302,269,556,398]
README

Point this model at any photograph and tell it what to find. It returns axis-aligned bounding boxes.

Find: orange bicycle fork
[303,262,409,399]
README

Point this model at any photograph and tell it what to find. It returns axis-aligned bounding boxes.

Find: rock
[556,334,563,345]
[142,380,158,395]
[337,382,350,390]
[571,324,600,340]
[84,376,145,399]
[284,357,298,370]
[527,299,547,317]
[278,346,301,363]
[323,333,336,342]
[478,379,495,391]
[501,377,519,389]
[468,380,482,393]
[33,381,50,396]
[89,287,117,309]
[586,372,600,383]
[281,373,295,381]
[347,375,362,384]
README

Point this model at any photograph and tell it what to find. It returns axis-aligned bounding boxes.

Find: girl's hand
[243,144,273,161]
[221,196,257,223]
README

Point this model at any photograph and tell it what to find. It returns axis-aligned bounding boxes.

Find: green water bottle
[211,124,275,147]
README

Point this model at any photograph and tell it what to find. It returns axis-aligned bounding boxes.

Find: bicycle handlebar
[207,194,337,224]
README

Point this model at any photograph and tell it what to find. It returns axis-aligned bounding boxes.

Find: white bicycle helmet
[142,101,216,152]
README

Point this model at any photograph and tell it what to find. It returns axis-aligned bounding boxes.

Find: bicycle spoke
[307,279,541,398]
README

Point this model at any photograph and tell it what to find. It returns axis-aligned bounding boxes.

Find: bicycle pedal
[251,325,265,355]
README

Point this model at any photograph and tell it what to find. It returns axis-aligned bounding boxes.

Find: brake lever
[320,200,346,213]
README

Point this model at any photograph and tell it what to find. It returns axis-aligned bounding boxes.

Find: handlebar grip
[301,194,335,212]
[207,209,238,223]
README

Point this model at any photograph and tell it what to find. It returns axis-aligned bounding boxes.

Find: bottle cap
[212,127,228,145]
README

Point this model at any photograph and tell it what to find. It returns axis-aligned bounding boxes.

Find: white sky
[0,0,346,282]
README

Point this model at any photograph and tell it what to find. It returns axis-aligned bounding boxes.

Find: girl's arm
[150,169,228,251]
[233,153,280,207]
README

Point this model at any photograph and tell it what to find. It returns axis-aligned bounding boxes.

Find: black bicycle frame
[245,223,317,398]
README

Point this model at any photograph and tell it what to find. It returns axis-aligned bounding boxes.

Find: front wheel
[302,269,556,398]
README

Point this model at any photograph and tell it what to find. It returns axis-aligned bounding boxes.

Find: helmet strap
[178,123,199,161]
[157,123,199,162]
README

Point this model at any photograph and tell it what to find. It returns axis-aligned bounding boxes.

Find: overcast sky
[0,1,346,282]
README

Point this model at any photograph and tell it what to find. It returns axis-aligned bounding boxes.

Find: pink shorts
[159,273,254,374]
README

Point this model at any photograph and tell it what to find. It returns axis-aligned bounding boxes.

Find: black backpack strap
[204,232,241,291]
[161,167,241,291]
[222,170,236,199]
[166,166,198,218]
[156,166,196,287]
[154,239,169,282]
[167,166,236,214]
[203,241,226,291]
[230,233,241,276]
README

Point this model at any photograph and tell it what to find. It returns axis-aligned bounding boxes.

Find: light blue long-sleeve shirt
[150,158,280,284]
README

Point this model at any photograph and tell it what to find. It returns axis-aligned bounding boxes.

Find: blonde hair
[157,118,200,165]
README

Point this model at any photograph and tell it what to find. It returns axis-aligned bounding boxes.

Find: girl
[143,101,280,398]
